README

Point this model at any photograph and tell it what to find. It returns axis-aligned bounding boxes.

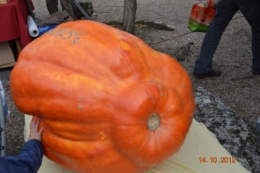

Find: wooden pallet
[0,62,16,69]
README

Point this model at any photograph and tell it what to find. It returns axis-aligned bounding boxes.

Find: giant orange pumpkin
[10,20,195,173]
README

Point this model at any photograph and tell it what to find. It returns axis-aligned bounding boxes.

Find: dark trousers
[46,0,73,16]
[194,0,260,74]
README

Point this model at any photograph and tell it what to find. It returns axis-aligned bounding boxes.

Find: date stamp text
[199,157,237,163]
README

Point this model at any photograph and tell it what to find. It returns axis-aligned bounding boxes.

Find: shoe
[252,70,260,75]
[193,69,222,79]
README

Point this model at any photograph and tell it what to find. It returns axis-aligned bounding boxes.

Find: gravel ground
[1,0,259,170]
[86,0,260,127]
[1,68,24,156]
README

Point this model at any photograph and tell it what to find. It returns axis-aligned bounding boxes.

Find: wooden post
[122,0,137,35]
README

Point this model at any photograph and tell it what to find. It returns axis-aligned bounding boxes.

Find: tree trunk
[122,0,137,34]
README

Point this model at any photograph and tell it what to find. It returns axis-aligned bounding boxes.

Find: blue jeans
[194,0,260,74]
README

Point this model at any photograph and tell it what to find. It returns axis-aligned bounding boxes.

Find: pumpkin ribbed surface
[10,20,195,173]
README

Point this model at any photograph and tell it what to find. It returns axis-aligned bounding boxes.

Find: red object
[0,0,33,48]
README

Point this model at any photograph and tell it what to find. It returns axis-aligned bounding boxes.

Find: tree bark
[122,0,137,34]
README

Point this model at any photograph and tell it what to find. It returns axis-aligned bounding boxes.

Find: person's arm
[0,119,44,173]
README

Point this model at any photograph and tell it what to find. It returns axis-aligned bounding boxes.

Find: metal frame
[71,0,91,20]
[256,118,260,133]
[26,0,35,21]
[0,96,6,156]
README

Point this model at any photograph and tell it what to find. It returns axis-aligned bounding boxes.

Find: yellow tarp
[24,115,250,173]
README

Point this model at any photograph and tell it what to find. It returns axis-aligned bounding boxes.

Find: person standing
[46,0,73,16]
[193,0,260,79]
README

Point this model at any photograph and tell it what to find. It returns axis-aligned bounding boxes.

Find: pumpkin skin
[10,20,195,173]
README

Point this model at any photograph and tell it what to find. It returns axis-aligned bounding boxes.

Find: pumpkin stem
[147,113,160,131]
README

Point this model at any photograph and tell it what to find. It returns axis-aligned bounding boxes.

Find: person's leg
[194,0,238,75]
[237,0,260,74]
[252,25,260,74]
[60,0,73,16]
[46,0,59,15]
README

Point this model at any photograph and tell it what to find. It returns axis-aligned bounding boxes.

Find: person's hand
[28,119,44,141]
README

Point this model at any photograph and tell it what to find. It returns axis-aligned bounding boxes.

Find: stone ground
[1,0,260,173]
